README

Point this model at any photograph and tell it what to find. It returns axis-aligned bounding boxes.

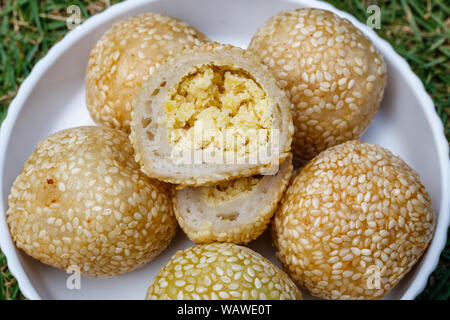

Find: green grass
[0,250,24,300]
[0,0,448,300]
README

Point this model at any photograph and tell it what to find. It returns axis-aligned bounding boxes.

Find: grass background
[0,0,448,300]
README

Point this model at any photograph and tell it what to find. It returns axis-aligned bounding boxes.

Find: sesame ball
[130,42,294,186]
[248,9,387,165]
[86,13,209,133]
[7,126,177,277]
[272,141,435,299]
[146,243,302,300]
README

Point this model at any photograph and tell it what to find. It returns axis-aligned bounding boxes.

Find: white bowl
[0,0,449,300]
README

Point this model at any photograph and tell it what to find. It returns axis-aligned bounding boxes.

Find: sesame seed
[272,141,435,299]
[6,126,177,277]
[248,8,387,165]
[86,13,210,133]
[146,243,302,300]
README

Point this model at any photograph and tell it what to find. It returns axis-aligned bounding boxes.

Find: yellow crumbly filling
[200,176,263,205]
[163,64,272,160]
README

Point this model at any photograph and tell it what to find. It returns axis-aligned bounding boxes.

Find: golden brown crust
[249,8,387,166]
[130,42,294,186]
[272,141,435,299]
[7,126,177,277]
[86,13,209,133]
[146,243,302,300]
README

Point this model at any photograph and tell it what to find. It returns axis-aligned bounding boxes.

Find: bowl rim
[0,0,448,300]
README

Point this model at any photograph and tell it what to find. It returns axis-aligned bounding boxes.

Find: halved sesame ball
[86,13,209,133]
[248,8,387,165]
[130,43,294,186]
[174,155,293,244]
[272,141,435,299]
[146,243,302,300]
[6,126,177,277]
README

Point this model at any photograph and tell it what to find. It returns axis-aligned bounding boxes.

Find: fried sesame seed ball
[86,13,209,133]
[146,243,302,300]
[7,126,177,277]
[272,141,435,299]
[248,9,387,165]
[130,42,294,186]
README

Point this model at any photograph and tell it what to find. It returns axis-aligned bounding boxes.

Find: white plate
[0,0,449,300]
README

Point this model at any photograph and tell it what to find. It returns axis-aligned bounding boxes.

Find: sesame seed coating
[86,13,209,133]
[146,243,302,300]
[248,9,387,165]
[272,141,435,299]
[7,126,177,277]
